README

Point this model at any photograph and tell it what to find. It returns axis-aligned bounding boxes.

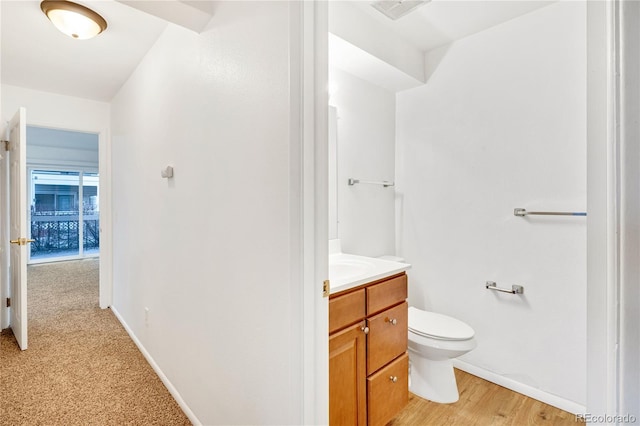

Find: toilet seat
[408,307,475,341]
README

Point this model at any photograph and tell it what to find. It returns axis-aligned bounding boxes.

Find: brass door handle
[10,238,35,246]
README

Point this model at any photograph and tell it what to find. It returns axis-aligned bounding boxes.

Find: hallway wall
[110,2,301,424]
[1,84,110,132]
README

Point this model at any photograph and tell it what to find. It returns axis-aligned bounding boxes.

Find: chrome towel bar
[486,281,524,294]
[514,208,587,217]
[348,178,395,187]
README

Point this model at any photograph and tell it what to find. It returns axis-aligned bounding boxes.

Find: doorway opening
[1,120,104,351]
[26,126,100,265]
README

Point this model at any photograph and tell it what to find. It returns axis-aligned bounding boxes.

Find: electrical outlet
[144,307,150,325]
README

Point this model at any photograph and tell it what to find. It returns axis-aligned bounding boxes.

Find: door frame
[25,124,111,310]
[315,2,628,418]
[586,0,640,417]
[293,1,329,423]
[0,122,112,329]
[97,128,112,309]
[0,122,9,330]
[613,0,640,418]
[311,0,628,420]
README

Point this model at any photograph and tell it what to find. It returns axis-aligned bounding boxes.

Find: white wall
[329,67,396,257]
[2,84,109,133]
[396,1,587,409]
[110,2,302,424]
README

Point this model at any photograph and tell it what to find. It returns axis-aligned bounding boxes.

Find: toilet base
[409,352,460,404]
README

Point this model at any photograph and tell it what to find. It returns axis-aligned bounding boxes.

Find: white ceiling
[329,33,424,93]
[1,0,556,102]
[329,1,555,92]
[1,0,168,102]
[351,0,555,53]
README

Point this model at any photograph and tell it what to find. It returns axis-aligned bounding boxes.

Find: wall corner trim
[110,307,201,425]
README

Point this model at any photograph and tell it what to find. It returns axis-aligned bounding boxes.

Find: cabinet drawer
[330,289,366,334]
[367,302,408,374]
[367,353,409,426]
[366,274,407,315]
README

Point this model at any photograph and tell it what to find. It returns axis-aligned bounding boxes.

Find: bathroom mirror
[328,106,338,240]
[327,63,397,257]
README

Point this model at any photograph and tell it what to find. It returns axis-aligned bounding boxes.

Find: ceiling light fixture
[40,1,107,40]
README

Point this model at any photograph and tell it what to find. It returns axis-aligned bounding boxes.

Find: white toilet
[408,307,477,404]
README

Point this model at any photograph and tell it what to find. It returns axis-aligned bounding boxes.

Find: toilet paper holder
[485,281,524,295]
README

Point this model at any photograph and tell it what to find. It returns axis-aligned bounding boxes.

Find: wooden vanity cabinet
[329,273,408,426]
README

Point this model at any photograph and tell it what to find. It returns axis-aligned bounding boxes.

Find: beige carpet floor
[0,259,191,426]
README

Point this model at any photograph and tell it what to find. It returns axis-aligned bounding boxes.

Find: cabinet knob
[389,376,398,383]
[361,326,369,334]
[386,318,397,325]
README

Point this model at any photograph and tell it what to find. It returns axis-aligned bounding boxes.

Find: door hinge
[323,280,330,298]
[2,140,8,151]
[6,298,10,307]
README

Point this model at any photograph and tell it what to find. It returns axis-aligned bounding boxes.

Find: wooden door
[8,107,28,350]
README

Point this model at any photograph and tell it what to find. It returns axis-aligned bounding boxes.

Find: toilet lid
[408,307,475,341]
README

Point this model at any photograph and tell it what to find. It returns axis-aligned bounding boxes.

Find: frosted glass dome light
[41,1,107,40]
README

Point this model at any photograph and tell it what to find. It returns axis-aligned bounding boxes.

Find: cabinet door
[330,321,367,426]
[367,353,409,426]
[367,302,408,375]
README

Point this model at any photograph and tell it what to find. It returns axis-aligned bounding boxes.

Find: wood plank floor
[388,369,583,426]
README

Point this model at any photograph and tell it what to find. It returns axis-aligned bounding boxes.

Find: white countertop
[329,253,411,295]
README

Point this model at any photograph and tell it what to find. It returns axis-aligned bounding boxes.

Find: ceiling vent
[371,0,429,20]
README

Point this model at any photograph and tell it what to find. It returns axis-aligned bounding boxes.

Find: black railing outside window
[30,210,99,258]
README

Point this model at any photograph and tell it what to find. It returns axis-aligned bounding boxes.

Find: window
[29,170,99,261]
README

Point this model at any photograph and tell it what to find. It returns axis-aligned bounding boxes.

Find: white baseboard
[111,306,201,425]
[452,359,586,415]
